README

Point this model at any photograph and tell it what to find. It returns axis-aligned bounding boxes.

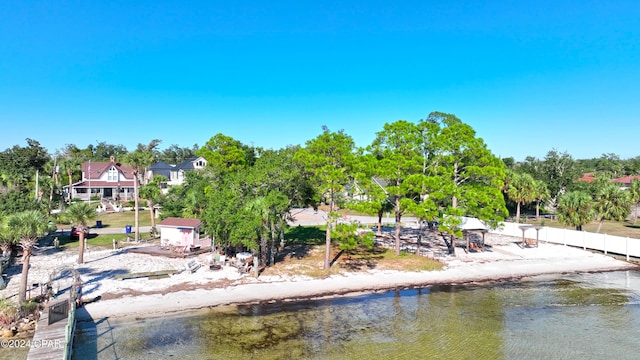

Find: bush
[0,298,17,326]
[19,300,39,317]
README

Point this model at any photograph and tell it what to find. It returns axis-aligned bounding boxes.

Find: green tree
[333,222,374,258]
[593,183,632,233]
[0,139,50,193]
[125,141,160,242]
[196,133,252,175]
[557,191,594,231]
[158,144,198,164]
[7,210,53,303]
[507,172,536,222]
[630,178,640,224]
[539,149,577,206]
[139,175,166,230]
[426,112,507,231]
[532,179,550,220]
[0,217,12,257]
[369,120,424,255]
[66,202,97,264]
[348,153,395,235]
[295,127,356,269]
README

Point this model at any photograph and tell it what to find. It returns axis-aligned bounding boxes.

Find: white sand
[1,236,633,321]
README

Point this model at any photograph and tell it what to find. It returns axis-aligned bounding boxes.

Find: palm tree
[507,172,536,223]
[557,191,594,231]
[66,202,97,264]
[630,179,640,224]
[125,141,159,242]
[139,175,166,231]
[7,210,53,303]
[532,179,550,220]
[593,183,632,233]
[58,156,82,204]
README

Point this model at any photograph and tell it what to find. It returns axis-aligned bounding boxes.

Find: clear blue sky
[1,1,639,161]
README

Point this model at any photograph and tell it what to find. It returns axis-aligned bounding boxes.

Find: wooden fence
[491,222,640,261]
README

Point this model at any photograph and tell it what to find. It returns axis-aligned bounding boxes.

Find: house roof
[157,217,202,228]
[82,157,135,180]
[578,172,596,183]
[175,156,206,171]
[612,175,640,184]
[149,161,174,170]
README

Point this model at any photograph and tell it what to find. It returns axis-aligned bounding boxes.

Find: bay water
[73,270,640,360]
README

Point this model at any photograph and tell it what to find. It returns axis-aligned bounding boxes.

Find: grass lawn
[95,211,153,228]
[57,211,153,230]
[56,232,155,249]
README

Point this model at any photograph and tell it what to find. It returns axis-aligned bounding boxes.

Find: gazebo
[460,217,489,253]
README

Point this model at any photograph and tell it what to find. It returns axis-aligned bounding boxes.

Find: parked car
[70,226,89,240]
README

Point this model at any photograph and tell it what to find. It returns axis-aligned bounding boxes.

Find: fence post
[583,231,586,250]
[603,234,607,255]
[626,237,630,261]
[563,228,566,246]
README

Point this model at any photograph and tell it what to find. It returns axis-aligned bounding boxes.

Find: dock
[26,294,76,360]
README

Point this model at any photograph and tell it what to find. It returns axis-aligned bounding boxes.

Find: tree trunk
[536,202,540,221]
[269,220,276,266]
[596,219,604,233]
[18,250,31,303]
[260,232,268,268]
[148,199,156,228]
[67,170,73,204]
[78,230,85,264]
[134,174,140,242]
[394,197,401,256]
[634,203,638,224]
[377,209,383,235]
[515,202,521,223]
[324,191,334,270]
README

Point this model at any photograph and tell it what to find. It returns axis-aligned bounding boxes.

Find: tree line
[2,112,640,302]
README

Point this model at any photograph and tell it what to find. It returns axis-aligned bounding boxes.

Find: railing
[62,288,77,360]
[491,222,640,260]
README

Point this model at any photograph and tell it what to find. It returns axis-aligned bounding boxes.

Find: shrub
[0,298,17,326]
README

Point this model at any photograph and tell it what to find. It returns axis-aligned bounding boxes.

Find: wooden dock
[26,297,75,360]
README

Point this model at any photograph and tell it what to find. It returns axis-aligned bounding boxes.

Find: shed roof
[157,217,202,228]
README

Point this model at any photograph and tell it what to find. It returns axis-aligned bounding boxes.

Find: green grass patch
[57,232,154,248]
[95,211,153,228]
[285,226,326,245]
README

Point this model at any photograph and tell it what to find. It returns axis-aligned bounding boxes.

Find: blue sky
[1,1,639,161]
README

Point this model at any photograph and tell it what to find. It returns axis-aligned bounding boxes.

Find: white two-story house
[147,156,207,193]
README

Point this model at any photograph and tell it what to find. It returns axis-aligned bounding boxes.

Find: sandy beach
[0,209,637,321]
[2,234,635,321]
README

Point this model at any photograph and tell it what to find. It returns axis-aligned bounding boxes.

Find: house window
[196,160,204,167]
[107,166,118,181]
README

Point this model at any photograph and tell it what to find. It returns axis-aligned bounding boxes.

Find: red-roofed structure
[612,175,640,189]
[157,217,210,250]
[577,172,597,183]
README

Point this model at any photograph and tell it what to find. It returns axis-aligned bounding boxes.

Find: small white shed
[157,217,211,250]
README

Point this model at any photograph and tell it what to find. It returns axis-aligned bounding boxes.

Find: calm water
[72,270,640,360]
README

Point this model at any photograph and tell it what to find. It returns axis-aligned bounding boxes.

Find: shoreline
[78,245,638,321]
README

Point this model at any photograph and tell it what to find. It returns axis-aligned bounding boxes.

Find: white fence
[491,222,640,261]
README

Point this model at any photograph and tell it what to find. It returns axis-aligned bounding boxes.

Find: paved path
[288,207,418,226]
